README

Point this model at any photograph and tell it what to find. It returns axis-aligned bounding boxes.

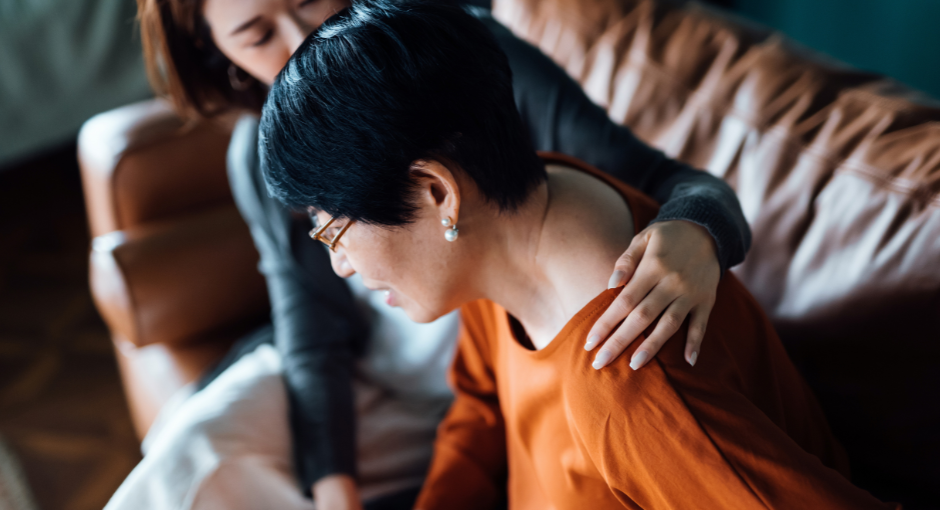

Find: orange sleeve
[565,352,900,510]
[414,300,507,510]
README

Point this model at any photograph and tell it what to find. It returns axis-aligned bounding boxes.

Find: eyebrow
[230,15,262,36]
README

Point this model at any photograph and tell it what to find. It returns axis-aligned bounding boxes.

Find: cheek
[343,230,401,283]
[387,228,462,312]
[345,223,464,320]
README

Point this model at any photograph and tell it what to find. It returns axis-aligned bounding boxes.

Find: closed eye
[326,224,346,238]
[252,29,274,47]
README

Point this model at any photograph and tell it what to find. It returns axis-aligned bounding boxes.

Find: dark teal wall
[730,0,940,99]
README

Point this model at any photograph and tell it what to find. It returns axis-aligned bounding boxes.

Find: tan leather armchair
[78,100,269,438]
[78,0,940,505]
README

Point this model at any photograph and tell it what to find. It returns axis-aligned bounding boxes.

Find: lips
[362,281,397,307]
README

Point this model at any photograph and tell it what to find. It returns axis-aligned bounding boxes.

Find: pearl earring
[442,217,459,242]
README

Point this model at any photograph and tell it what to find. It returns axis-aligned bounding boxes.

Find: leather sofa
[79,0,940,506]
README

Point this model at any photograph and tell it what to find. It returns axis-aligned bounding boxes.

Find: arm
[479,14,750,369]
[415,302,507,510]
[479,15,750,271]
[569,368,898,510]
[227,116,368,500]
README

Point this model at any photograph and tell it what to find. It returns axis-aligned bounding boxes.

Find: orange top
[415,153,897,510]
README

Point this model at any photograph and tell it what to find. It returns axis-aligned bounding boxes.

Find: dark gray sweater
[225,11,751,496]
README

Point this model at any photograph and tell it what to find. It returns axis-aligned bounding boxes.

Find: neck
[470,165,634,348]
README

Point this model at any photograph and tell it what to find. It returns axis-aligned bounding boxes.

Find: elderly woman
[136,0,754,507]
[258,2,897,509]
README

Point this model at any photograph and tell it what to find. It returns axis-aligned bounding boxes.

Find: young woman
[137,0,751,507]
[257,3,895,508]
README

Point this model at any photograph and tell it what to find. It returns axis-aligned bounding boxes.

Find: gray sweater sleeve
[481,14,751,271]
[227,117,367,494]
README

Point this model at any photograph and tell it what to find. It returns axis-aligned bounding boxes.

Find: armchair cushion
[90,205,268,348]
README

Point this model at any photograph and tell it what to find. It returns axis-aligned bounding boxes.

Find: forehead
[203,0,287,32]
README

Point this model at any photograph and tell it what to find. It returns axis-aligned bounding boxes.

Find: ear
[410,159,461,224]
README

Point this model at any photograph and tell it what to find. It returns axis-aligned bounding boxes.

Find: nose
[280,16,312,55]
[284,10,319,55]
[329,248,356,278]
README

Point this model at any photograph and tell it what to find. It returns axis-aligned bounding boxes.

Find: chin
[400,301,449,324]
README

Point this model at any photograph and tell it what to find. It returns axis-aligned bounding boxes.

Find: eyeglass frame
[307,207,354,252]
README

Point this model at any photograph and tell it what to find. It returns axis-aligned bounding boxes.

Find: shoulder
[555,295,692,427]
[224,114,293,245]
[540,153,661,230]
[230,114,260,153]
[563,350,683,417]
[226,114,261,193]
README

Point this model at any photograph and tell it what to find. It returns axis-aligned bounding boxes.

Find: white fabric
[105,298,459,510]
[105,344,316,510]
[345,274,460,497]
[106,269,461,509]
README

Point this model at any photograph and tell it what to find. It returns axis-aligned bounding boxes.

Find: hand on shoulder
[585,220,720,371]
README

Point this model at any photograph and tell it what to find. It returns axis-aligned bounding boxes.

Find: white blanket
[105,344,317,510]
[105,341,447,510]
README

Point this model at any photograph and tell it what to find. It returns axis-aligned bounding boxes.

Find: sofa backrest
[494,0,940,503]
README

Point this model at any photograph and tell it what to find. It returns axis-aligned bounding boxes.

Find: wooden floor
[0,145,140,510]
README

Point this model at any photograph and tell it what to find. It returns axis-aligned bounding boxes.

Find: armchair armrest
[90,205,269,348]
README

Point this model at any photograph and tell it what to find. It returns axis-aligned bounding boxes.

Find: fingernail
[592,350,612,370]
[630,350,649,371]
[584,335,600,351]
[689,351,698,366]
[608,270,626,289]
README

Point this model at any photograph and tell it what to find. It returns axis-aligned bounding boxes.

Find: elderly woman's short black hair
[259,0,546,225]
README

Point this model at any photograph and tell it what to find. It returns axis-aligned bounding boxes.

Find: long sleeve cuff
[650,192,750,274]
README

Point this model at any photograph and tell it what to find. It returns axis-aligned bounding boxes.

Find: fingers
[608,232,649,289]
[627,299,694,370]
[684,302,713,366]
[590,280,676,370]
[585,256,661,352]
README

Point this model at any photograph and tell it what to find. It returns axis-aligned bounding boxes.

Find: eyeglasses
[308,207,354,252]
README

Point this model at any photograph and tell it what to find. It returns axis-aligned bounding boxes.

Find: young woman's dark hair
[138,0,267,120]
[259,0,547,225]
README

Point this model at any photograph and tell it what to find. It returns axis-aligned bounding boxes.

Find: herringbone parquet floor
[0,145,140,510]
